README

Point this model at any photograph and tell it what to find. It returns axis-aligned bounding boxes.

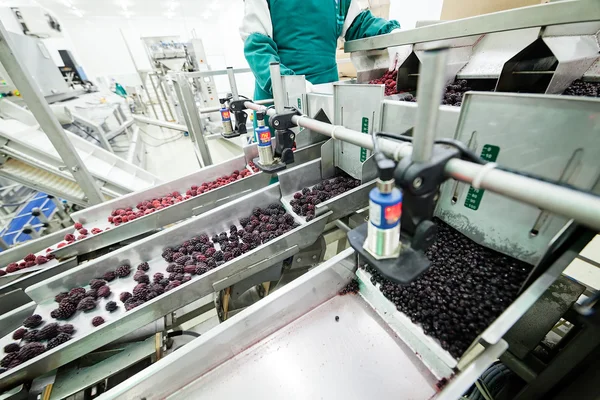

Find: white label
[369,201,381,226]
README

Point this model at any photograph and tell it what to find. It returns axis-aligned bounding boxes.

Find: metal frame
[0,21,105,205]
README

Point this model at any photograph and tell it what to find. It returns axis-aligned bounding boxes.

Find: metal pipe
[126,127,140,164]
[133,115,188,132]
[244,100,600,231]
[269,63,286,113]
[334,220,351,233]
[227,67,239,100]
[148,73,169,121]
[0,21,105,205]
[412,49,448,163]
[180,67,252,79]
[177,76,213,167]
[199,99,274,115]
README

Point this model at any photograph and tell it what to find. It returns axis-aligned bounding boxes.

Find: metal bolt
[296,258,302,263]
[413,177,423,189]
[290,134,295,140]
[312,255,317,260]
[273,120,280,127]
[71,166,79,173]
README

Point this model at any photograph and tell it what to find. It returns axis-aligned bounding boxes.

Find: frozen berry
[137,262,150,271]
[77,297,96,312]
[58,324,75,335]
[54,292,69,303]
[12,328,27,340]
[91,317,105,327]
[97,286,111,298]
[23,330,40,342]
[23,314,43,328]
[89,279,106,290]
[105,301,118,312]
[18,342,46,362]
[119,292,132,303]
[38,323,60,340]
[47,333,71,350]
[103,271,116,281]
[4,343,20,353]
[85,289,98,299]
[116,265,131,278]
[153,273,164,283]
[35,255,48,265]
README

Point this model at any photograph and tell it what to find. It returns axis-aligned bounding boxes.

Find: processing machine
[0,1,599,399]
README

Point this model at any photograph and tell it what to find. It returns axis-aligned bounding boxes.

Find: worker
[240,0,400,101]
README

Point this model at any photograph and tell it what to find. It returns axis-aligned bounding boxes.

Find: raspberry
[38,323,60,340]
[23,253,36,262]
[58,324,75,335]
[23,314,43,328]
[103,271,116,281]
[165,281,181,291]
[47,333,71,350]
[55,292,69,303]
[89,279,106,290]
[97,286,111,298]
[105,301,118,312]
[293,192,302,199]
[35,255,48,265]
[23,330,40,342]
[12,328,27,340]
[116,265,131,278]
[4,343,20,353]
[24,261,36,268]
[85,289,98,299]
[78,228,88,236]
[134,271,150,284]
[91,317,105,327]
[77,297,96,311]
[64,233,75,242]
[6,262,18,273]
[137,262,150,271]
[119,292,132,303]
[153,273,164,283]
[74,222,83,230]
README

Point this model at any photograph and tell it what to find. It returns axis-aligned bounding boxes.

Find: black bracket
[222,99,250,138]
[271,107,301,130]
[229,99,249,113]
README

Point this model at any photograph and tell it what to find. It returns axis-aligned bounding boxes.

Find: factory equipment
[0,2,600,399]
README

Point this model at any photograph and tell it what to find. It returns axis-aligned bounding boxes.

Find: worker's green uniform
[241,0,400,100]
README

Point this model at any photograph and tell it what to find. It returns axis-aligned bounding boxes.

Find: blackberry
[165,281,181,291]
[195,254,207,263]
[199,234,209,243]
[91,317,105,327]
[23,315,43,328]
[105,301,118,312]
[205,247,216,257]
[153,273,164,283]
[4,343,20,353]
[217,261,225,267]
[54,301,76,320]
[252,207,262,217]
[260,215,270,223]
[169,273,184,282]
[54,292,69,303]
[166,263,176,273]
[182,275,192,283]
[306,215,315,222]
[97,286,111,298]
[184,265,197,274]
[46,333,71,350]
[124,297,145,311]
[145,291,159,301]
[23,330,40,342]
[134,271,150,284]
[206,258,217,269]
[175,256,189,266]
[1,353,19,368]
[195,263,208,275]
[137,262,150,271]
[292,206,301,214]
[150,284,165,295]
[116,265,131,278]
[214,251,223,261]
[38,323,60,340]
[85,289,98,299]
[103,271,116,282]
[58,324,75,335]
[0,367,5,374]
[240,243,250,253]
[13,328,27,340]
[133,283,148,297]
[178,246,188,255]
[232,248,242,257]
[89,279,106,290]
[120,292,132,303]
[293,192,302,199]
[230,225,238,233]
[223,252,233,262]
[239,217,250,227]
[193,243,203,252]
[185,259,196,267]
[339,279,359,295]
[77,297,96,312]
[219,232,228,241]
[69,291,85,304]
[211,235,219,243]
[69,287,86,297]
[159,278,170,286]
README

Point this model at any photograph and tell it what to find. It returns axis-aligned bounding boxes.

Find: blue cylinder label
[220,108,231,122]
[256,127,271,147]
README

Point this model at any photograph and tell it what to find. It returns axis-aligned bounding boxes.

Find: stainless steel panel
[0,227,72,268]
[0,257,77,299]
[381,100,460,140]
[306,92,334,122]
[0,185,331,390]
[0,302,36,340]
[333,83,384,180]
[344,1,600,51]
[583,57,600,81]
[436,92,600,265]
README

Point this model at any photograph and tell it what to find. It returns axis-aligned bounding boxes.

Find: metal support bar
[178,67,252,79]
[227,67,239,100]
[0,21,105,205]
[72,114,114,153]
[155,73,175,121]
[198,99,273,115]
[133,115,188,132]
[148,73,169,121]
[269,63,286,113]
[175,76,213,167]
[412,49,448,163]
[243,100,600,232]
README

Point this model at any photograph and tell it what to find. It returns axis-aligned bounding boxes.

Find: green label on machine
[360,117,369,162]
[297,98,302,111]
[464,144,500,211]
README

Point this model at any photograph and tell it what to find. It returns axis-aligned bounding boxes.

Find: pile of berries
[563,80,600,98]
[290,175,361,221]
[339,279,360,295]
[397,79,478,107]
[106,163,260,227]
[53,222,106,250]
[361,220,531,359]
[0,251,57,277]
[369,69,401,96]
[1,321,76,372]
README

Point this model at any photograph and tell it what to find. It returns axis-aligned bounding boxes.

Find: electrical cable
[138,126,185,148]
[69,122,101,144]
[167,330,201,338]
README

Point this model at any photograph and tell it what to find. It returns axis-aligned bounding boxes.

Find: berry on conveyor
[55,292,69,303]
[24,253,36,262]
[69,287,86,297]
[58,324,75,335]
[184,265,197,274]
[133,283,148,297]
[18,342,45,362]
[23,329,39,342]
[89,279,106,290]
[339,279,359,295]
[64,233,75,242]
[36,255,48,265]
[153,273,164,283]
[77,297,97,312]
[74,222,83,230]
[91,317,105,327]
[124,297,145,311]
[46,333,71,350]
[97,285,111,298]
[12,328,27,340]
[165,281,181,291]
[159,278,170,286]
[85,289,98,299]
[105,301,118,312]
[103,270,116,282]
[4,343,20,353]
[563,79,599,98]
[116,264,131,278]
[134,271,150,284]
[291,174,360,218]
[137,262,150,271]
[0,269,6,277]
[6,262,18,273]
[1,353,18,368]
[23,314,43,328]
[150,284,165,295]
[37,323,60,340]
[169,273,184,282]
[120,292,132,303]
[51,300,76,320]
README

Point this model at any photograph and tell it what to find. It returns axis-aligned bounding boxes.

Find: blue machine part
[0,192,57,249]
[256,125,271,147]
[369,187,403,230]
[220,107,232,123]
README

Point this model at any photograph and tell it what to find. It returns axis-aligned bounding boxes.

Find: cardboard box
[441,0,545,20]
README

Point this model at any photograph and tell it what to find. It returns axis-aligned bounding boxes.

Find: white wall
[389,0,444,29]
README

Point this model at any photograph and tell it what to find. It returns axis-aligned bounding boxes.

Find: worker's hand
[387,28,403,71]
[305,80,314,94]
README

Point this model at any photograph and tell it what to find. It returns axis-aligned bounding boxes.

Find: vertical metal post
[412,48,449,163]
[269,63,286,113]
[176,75,213,167]
[0,21,105,205]
[156,74,175,121]
[149,73,169,121]
[227,67,239,100]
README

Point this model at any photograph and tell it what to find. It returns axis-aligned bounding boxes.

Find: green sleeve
[344,10,400,41]
[244,33,295,97]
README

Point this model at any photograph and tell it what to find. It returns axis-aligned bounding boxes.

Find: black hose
[167,330,201,338]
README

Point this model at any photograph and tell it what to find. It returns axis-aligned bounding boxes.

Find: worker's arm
[240,0,295,96]
[341,0,400,41]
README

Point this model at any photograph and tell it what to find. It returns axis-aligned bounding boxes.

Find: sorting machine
[0,1,600,399]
